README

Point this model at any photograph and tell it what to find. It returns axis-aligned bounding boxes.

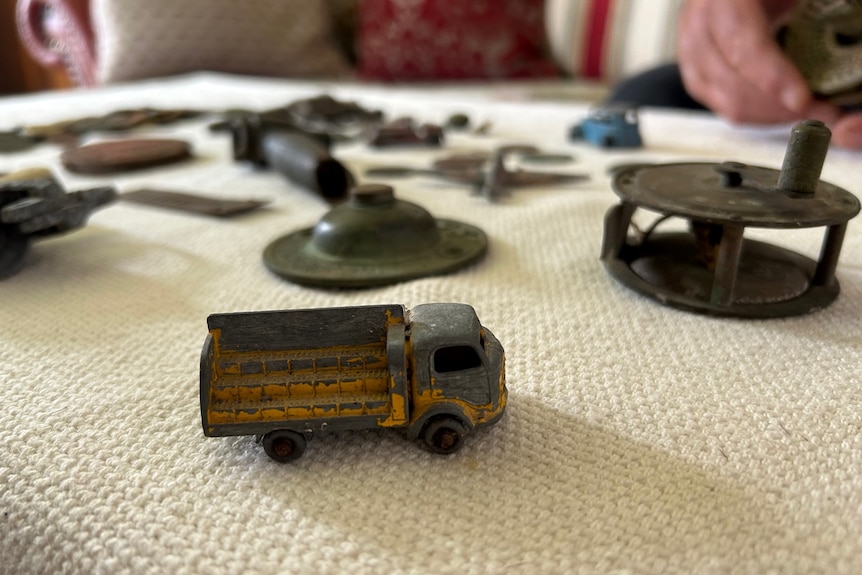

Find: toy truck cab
[403,303,506,452]
[569,103,642,148]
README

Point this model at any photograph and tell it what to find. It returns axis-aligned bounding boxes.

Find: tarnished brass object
[263,184,487,288]
[779,0,862,105]
[601,120,860,318]
[0,168,116,279]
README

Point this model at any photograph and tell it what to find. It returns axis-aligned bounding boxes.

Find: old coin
[61,138,193,174]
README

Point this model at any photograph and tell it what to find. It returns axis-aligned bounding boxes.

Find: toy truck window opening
[433,345,483,373]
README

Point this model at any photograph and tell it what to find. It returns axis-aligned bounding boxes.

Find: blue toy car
[569,103,642,148]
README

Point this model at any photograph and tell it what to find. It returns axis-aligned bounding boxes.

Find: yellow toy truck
[200,303,507,462]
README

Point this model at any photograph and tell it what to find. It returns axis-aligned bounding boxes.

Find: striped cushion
[545,0,684,82]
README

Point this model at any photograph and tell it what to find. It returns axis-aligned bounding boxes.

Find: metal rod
[710,225,745,307]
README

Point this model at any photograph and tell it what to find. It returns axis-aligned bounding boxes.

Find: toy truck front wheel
[261,430,307,463]
[421,416,468,454]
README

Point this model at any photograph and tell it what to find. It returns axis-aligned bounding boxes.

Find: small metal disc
[61,138,192,174]
[263,184,488,288]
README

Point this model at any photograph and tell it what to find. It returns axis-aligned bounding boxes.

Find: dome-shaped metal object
[263,184,487,288]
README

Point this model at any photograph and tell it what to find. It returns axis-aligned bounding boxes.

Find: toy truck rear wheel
[262,430,307,463]
[421,417,467,454]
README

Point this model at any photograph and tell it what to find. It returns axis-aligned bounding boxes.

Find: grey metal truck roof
[207,304,405,352]
[409,303,481,349]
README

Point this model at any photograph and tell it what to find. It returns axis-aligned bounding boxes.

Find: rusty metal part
[367,118,444,148]
[779,0,862,105]
[121,189,270,217]
[230,114,353,202]
[601,121,860,318]
[365,146,589,202]
[21,108,204,148]
[262,183,487,288]
[0,168,116,279]
[212,95,383,138]
[61,138,193,174]
[286,94,384,130]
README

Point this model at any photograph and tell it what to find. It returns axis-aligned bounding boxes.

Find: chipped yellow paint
[339,405,366,417]
[236,385,262,403]
[235,410,263,423]
[377,392,407,428]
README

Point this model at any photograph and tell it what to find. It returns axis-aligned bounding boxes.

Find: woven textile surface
[0,74,860,575]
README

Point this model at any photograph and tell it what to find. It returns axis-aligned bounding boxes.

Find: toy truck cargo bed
[201,304,407,437]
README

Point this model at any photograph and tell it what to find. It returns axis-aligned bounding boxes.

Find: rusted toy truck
[200,303,507,462]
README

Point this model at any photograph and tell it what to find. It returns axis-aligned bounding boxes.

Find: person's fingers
[800,100,843,126]
[706,0,811,113]
[829,113,862,149]
[680,15,801,123]
[677,0,717,104]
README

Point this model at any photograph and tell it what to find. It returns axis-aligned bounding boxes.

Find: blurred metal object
[121,189,270,218]
[0,168,116,279]
[286,94,384,133]
[365,146,589,202]
[61,138,193,174]
[263,184,487,288]
[21,108,204,145]
[0,131,44,154]
[230,113,354,202]
[212,95,383,139]
[601,121,860,318]
[779,0,862,106]
[367,118,444,148]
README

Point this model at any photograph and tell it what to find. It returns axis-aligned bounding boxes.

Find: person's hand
[831,113,862,149]
[678,0,840,125]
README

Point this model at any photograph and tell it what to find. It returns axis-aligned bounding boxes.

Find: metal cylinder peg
[778,120,831,197]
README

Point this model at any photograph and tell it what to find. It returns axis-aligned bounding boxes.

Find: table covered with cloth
[0,73,860,575]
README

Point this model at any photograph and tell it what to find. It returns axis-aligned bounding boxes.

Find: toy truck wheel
[600,135,614,148]
[422,417,467,454]
[262,430,307,463]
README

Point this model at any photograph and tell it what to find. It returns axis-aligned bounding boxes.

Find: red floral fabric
[357,0,560,81]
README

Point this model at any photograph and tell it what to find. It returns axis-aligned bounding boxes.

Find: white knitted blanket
[1,74,860,575]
